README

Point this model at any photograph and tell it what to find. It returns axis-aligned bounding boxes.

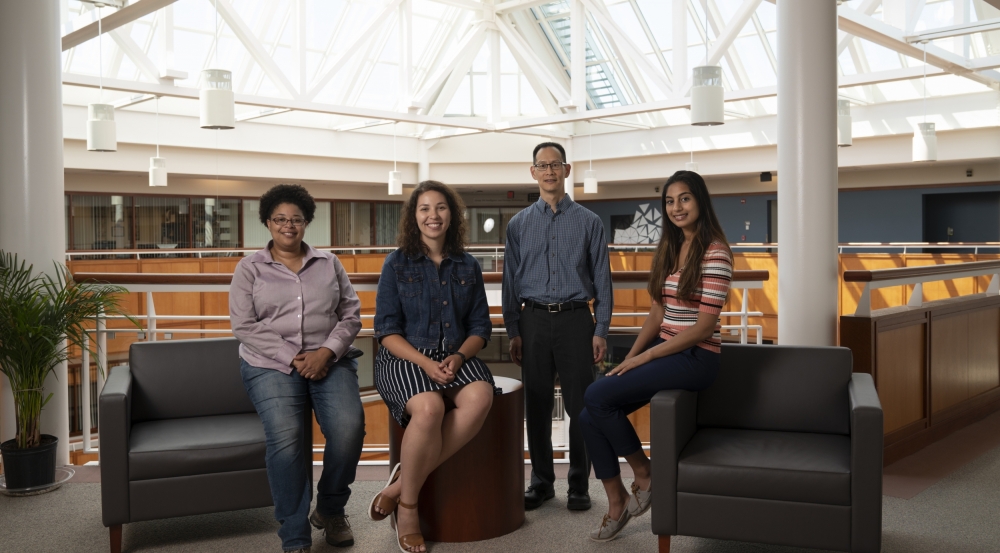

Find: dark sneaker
[567,488,592,511]
[524,485,555,510]
[309,510,354,547]
[285,548,311,553]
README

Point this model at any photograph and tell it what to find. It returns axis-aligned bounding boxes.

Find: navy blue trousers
[579,339,720,479]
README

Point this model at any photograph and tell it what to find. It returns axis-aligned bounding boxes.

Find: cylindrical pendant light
[837,99,852,147]
[149,96,167,186]
[200,69,235,129]
[149,158,167,187]
[685,161,699,172]
[583,122,598,193]
[691,66,724,126]
[913,122,937,162]
[913,42,936,162]
[87,9,116,152]
[87,103,117,151]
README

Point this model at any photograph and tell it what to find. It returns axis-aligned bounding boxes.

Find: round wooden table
[388,376,525,542]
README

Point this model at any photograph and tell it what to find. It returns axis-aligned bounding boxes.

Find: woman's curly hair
[397,181,467,258]
[258,184,316,226]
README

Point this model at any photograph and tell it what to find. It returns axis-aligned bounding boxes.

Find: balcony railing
[70,270,769,462]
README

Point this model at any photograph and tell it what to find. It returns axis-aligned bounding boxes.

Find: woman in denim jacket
[369,180,500,553]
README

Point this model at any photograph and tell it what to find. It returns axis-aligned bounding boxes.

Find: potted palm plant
[0,251,132,490]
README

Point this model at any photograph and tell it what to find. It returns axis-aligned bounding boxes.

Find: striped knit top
[659,241,734,353]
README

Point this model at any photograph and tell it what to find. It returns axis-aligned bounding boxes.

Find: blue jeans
[579,341,719,479]
[240,358,366,551]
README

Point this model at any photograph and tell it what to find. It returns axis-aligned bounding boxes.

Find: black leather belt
[523,299,590,313]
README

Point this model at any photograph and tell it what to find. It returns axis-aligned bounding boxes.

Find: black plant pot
[0,434,58,490]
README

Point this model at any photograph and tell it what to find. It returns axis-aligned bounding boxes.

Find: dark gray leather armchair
[99,338,309,553]
[651,345,883,553]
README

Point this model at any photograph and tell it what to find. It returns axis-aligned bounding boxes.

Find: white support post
[97,310,107,397]
[81,333,92,453]
[777,1,838,346]
[399,0,413,110]
[988,274,1000,295]
[295,0,307,95]
[570,0,587,112]
[158,3,174,77]
[673,0,687,97]
[954,0,970,57]
[565,137,575,201]
[489,27,502,123]
[855,283,872,317]
[908,282,924,307]
[147,291,157,341]
[740,288,749,345]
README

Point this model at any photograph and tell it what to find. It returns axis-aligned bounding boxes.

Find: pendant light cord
[155,96,160,157]
[922,42,927,123]
[215,0,219,68]
[393,122,398,171]
[588,120,593,170]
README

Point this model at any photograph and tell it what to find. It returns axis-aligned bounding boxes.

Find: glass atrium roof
[60,0,1000,138]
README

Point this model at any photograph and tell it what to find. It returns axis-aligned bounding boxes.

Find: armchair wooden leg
[658,534,671,553]
[109,525,122,553]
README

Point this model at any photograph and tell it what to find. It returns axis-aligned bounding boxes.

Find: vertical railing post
[97,309,107,396]
[81,332,91,453]
[146,291,157,341]
[740,287,749,345]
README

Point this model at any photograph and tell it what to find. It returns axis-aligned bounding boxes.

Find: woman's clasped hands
[292,347,334,380]
[420,354,463,385]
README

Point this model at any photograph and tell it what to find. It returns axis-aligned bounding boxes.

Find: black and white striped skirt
[374,346,501,428]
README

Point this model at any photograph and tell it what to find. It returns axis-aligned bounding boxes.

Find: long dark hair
[397,180,468,258]
[647,171,731,302]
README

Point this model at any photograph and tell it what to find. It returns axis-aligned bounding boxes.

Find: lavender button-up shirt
[229,242,361,374]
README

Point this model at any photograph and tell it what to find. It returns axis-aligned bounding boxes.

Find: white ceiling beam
[506,11,562,114]
[838,5,1000,86]
[62,0,180,51]
[427,30,489,116]
[234,0,279,94]
[494,0,552,14]
[295,0,307,94]
[413,22,489,109]
[108,27,168,84]
[673,0,687,97]
[582,0,673,97]
[570,0,587,111]
[496,17,571,103]
[305,0,404,101]
[628,0,673,81]
[837,0,881,56]
[63,73,493,131]
[235,108,292,122]
[399,0,414,109]
[212,0,300,100]
[112,93,157,109]
[905,18,1000,42]
[677,0,761,95]
[426,0,485,9]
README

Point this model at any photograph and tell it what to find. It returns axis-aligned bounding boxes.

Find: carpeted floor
[4,440,1000,553]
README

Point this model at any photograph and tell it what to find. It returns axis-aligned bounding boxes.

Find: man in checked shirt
[503,142,613,512]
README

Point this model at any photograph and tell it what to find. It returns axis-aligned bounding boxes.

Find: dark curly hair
[398,181,467,258]
[258,184,316,226]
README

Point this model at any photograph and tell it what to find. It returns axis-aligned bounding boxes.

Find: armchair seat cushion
[129,413,266,481]
[677,428,851,506]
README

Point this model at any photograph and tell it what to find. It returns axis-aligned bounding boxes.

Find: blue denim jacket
[374,249,492,351]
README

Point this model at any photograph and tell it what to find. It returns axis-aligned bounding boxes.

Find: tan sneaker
[589,508,632,542]
[309,510,354,547]
[627,481,652,517]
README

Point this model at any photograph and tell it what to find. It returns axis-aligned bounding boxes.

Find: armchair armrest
[99,365,133,527]
[650,389,697,536]
[849,372,883,553]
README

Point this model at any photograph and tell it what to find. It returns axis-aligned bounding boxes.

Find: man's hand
[509,336,523,367]
[592,336,607,365]
[292,348,333,380]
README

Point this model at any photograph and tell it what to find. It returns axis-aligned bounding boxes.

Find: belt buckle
[546,302,561,313]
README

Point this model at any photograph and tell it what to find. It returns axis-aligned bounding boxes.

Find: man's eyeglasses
[270,217,306,227]
[532,162,565,172]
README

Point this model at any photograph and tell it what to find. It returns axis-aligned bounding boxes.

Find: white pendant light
[685,138,698,172]
[388,122,402,195]
[690,9,723,126]
[691,66,724,126]
[913,42,937,162]
[583,122,598,193]
[200,2,234,129]
[837,99,852,147]
[149,96,167,187]
[87,8,116,152]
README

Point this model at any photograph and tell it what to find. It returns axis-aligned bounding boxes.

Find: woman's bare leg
[393,392,445,552]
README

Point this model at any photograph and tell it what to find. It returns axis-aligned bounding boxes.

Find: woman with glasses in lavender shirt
[230,184,364,553]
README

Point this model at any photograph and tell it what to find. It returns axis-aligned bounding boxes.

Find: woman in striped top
[579,170,733,542]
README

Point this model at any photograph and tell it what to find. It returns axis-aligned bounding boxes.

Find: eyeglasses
[270,217,306,227]
[532,162,565,172]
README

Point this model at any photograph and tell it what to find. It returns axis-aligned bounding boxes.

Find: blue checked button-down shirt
[502,195,613,339]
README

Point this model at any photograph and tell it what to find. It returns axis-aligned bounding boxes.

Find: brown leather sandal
[392,500,426,553]
[368,463,401,521]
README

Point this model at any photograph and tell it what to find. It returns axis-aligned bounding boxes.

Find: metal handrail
[846,260,1000,317]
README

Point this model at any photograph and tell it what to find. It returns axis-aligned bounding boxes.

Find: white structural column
[777,1,838,346]
[673,0,687,97]
[570,0,587,111]
[0,0,70,463]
